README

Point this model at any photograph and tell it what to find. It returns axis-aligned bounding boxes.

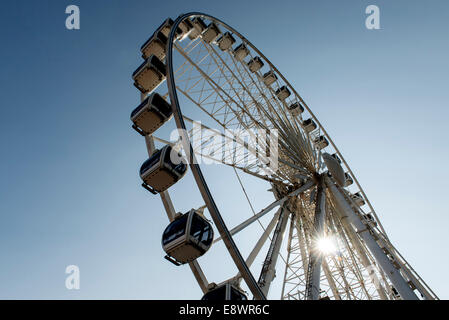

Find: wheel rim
[134,12,438,300]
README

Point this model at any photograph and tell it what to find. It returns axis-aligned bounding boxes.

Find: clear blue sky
[0,0,448,299]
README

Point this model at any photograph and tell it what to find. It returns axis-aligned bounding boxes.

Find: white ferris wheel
[129,12,438,300]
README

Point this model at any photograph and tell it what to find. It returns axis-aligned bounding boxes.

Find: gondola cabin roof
[201,283,248,301]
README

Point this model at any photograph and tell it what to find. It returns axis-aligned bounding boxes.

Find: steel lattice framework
[132,12,438,300]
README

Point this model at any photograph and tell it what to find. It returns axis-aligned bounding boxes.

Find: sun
[316,237,337,255]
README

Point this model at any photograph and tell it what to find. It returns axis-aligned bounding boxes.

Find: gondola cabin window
[162,214,189,246]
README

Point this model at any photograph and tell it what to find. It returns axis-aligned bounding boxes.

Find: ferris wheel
[129,12,438,300]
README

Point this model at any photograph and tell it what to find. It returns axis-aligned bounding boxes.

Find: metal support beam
[295,211,310,277]
[280,213,296,299]
[214,180,315,243]
[305,176,326,300]
[257,203,290,297]
[325,176,419,300]
[335,209,389,300]
[233,208,282,284]
[322,260,341,300]
[245,209,282,269]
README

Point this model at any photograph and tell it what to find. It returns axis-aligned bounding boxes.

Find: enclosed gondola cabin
[363,213,378,227]
[189,17,207,40]
[141,31,168,60]
[247,57,264,73]
[201,283,248,301]
[202,22,221,44]
[140,17,188,60]
[155,18,176,38]
[133,55,167,94]
[314,135,329,150]
[287,102,304,116]
[276,86,291,101]
[130,93,173,136]
[217,32,236,51]
[152,18,188,39]
[162,209,214,265]
[233,43,250,61]
[344,172,353,186]
[262,70,277,86]
[302,118,317,133]
[140,145,187,194]
[178,19,194,40]
[351,192,365,207]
